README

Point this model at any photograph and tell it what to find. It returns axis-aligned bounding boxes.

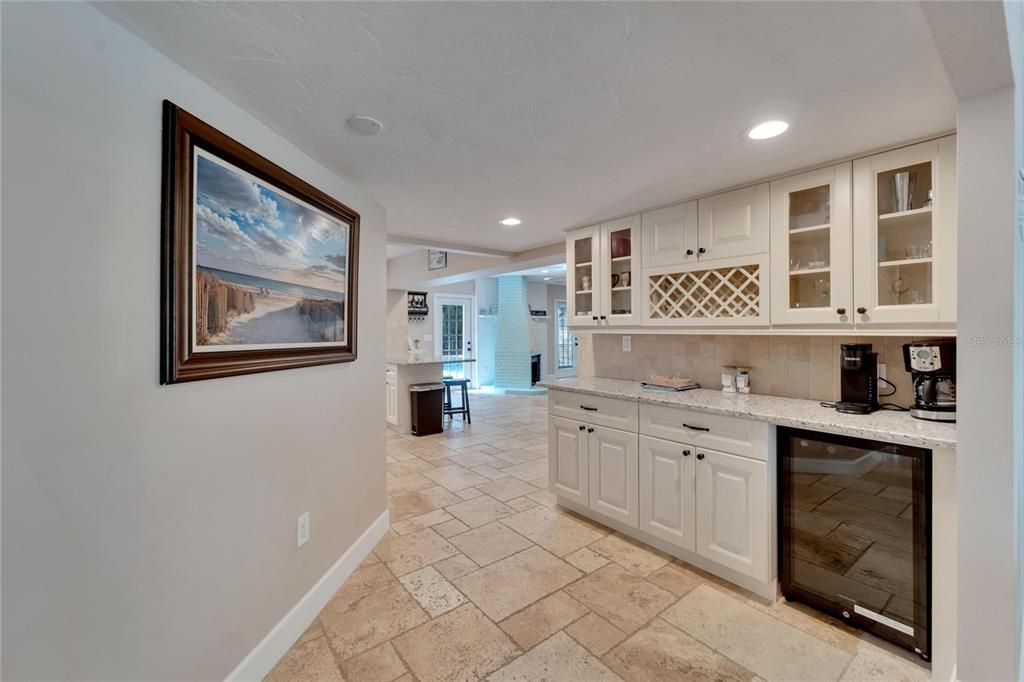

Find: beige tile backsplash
[576,333,954,407]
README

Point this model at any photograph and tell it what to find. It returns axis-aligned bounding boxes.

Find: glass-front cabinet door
[600,215,642,326]
[770,163,853,326]
[853,137,956,325]
[567,225,602,325]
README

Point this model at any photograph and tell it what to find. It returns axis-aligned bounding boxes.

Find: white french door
[554,299,577,377]
[434,294,476,385]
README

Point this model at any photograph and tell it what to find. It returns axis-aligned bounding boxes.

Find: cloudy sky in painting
[194,150,349,292]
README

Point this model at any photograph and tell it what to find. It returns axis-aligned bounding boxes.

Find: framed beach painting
[161,101,359,383]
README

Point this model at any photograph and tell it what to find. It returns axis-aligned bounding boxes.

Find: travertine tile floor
[268,392,930,682]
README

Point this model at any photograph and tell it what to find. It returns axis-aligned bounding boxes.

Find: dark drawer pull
[697,453,705,460]
[580,405,598,411]
[683,423,710,432]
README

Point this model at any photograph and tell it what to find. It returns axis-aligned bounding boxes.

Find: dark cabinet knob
[682,449,691,457]
[698,247,707,254]
[587,427,594,433]
[599,315,607,320]
[696,453,705,460]
[578,425,585,431]
[836,307,846,315]
[857,306,867,315]
[686,249,695,256]
[592,315,599,321]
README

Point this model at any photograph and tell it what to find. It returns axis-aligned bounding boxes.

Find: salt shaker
[736,367,751,394]
[721,366,737,393]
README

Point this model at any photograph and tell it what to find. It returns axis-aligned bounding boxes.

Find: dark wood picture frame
[161,101,359,384]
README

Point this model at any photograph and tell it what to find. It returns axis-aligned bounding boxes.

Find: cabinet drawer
[639,403,769,460]
[549,390,638,432]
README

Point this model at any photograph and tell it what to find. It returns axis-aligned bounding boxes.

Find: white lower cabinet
[695,448,769,581]
[639,435,696,551]
[549,416,589,505]
[589,424,639,527]
[547,389,775,597]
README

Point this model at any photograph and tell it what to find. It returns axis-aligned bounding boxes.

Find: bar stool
[442,378,471,425]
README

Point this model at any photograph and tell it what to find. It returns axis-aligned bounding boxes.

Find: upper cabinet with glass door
[852,137,956,325]
[770,163,853,326]
[567,225,602,326]
[600,215,642,326]
[566,217,642,327]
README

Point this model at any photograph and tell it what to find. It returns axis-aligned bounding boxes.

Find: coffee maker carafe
[903,340,956,422]
[837,343,879,414]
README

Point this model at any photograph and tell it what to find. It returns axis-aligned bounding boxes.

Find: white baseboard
[225,509,390,681]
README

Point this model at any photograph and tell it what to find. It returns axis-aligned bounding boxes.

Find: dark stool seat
[442,378,471,425]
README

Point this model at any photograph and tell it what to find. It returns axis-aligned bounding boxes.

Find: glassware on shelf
[891,275,910,302]
[812,278,830,301]
[909,290,924,305]
[808,247,827,269]
[789,256,802,272]
[891,171,916,212]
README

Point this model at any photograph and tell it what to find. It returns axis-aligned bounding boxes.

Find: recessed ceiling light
[346,115,384,135]
[541,270,550,274]
[543,277,551,281]
[499,217,522,226]
[746,120,789,140]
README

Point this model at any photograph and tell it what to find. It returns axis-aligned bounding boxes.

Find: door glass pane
[788,185,831,309]
[876,162,933,306]
[441,303,466,379]
[555,301,575,369]
[609,228,633,316]
[573,236,594,317]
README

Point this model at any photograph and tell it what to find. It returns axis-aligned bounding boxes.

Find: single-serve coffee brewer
[903,339,956,422]
[837,343,879,414]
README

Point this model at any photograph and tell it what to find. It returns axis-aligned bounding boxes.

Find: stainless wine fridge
[779,427,931,660]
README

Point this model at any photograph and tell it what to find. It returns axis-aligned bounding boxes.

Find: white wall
[1,4,387,680]
[956,86,1021,682]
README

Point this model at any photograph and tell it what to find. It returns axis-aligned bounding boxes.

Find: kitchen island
[386,358,476,434]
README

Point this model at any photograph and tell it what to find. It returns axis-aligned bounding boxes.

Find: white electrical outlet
[878,363,887,381]
[297,512,310,548]
[622,335,631,352]
[423,334,433,342]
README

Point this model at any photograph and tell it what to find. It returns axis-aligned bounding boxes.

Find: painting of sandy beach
[162,102,358,383]
[193,150,350,350]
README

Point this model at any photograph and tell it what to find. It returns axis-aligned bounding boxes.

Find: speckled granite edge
[537,377,956,450]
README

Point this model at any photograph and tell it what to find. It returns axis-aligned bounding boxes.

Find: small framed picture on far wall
[427,249,448,271]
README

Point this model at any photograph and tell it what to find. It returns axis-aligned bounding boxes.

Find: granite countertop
[537,376,956,450]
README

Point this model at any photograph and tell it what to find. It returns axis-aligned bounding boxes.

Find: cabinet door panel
[567,225,602,326]
[642,202,699,269]
[697,183,770,261]
[639,435,696,550]
[696,448,768,580]
[549,416,588,505]
[770,163,854,327]
[601,215,642,326]
[589,425,639,527]
[852,136,956,325]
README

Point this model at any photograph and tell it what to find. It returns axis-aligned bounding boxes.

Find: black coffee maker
[903,339,956,422]
[837,343,879,414]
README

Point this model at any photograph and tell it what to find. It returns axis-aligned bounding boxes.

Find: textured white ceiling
[99,1,956,251]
